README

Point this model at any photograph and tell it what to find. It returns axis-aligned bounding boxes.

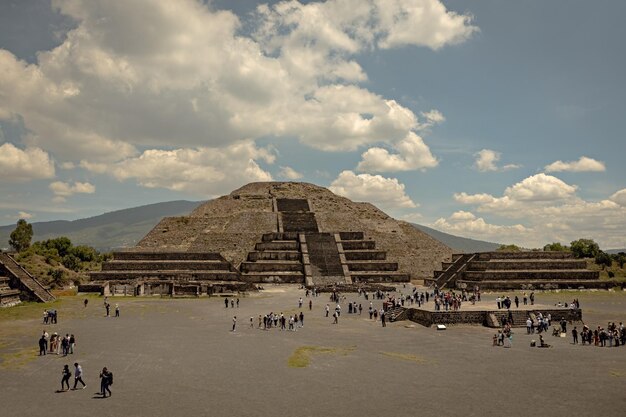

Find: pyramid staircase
[0,275,21,307]
[0,252,55,303]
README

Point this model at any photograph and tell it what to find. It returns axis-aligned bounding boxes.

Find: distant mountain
[1,199,503,253]
[0,200,200,251]
[411,223,502,253]
[607,249,626,255]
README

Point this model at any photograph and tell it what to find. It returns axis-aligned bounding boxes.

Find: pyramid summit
[91,182,452,295]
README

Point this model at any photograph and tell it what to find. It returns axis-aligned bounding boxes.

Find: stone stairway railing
[386,306,408,322]
[0,253,55,302]
[432,253,476,289]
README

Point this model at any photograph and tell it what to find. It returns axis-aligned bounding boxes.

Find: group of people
[497,292,536,309]
[245,311,306,331]
[43,309,58,324]
[39,331,76,356]
[572,322,625,347]
[58,363,112,398]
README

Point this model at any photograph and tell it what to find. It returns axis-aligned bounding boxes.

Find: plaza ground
[1,286,625,417]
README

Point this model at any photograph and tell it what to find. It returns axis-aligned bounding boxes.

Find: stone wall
[405,308,583,327]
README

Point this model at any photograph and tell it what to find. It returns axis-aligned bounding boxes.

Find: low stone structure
[426,251,610,290]
[394,306,582,328]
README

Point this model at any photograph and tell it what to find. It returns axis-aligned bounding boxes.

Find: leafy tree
[47,268,67,288]
[43,237,72,258]
[595,251,612,269]
[611,252,626,269]
[543,242,570,252]
[62,254,82,272]
[497,244,521,252]
[570,239,600,259]
[9,219,33,252]
[69,245,100,263]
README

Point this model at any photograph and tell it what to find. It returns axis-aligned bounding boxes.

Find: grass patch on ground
[379,351,429,364]
[609,370,624,378]
[288,345,355,368]
[0,347,37,370]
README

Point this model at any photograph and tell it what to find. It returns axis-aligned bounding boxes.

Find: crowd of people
[39,331,76,356]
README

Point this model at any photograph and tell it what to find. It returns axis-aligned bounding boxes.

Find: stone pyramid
[135,182,452,280]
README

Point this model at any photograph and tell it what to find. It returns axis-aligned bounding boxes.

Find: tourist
[325,304,329,317]
[381,310,386,327]
[232,316,237,332]
[530,292,535,305]
[299,311,304,327]
[572,326,578,344]
[99,367,113,398]
[231,299,234,308]
[496,296,501,310]
[332,312,338,324]
[73,362,86,390]
[224,298,229,308]
[298,297,303,308]
[309,300,312,310]
[249,317,253,328]
[39,334,47,356]
[105,303,110,317]
[61,334,69,356]
[115,304,120,317]
[69,334,75,354]
[84,299,88,308]
[43,310,48,324]
[526,317,532,334]
[61,364,71,391]
[236,298,239,308]
[514,296,519,308]
[258,315,262,328]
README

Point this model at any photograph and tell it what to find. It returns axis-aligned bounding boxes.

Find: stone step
[276,198,310,212]
[281,212,318,232]
[305,233,344,277]
[476,251,574,260]
[351,272,410,283]
[340,241,376,250]
[90,270,241,281]
[101,261,234,271]
[112,252,225,261]
[240,261,303,273]
[468,260,588,271]
[0,253,55,302]
[240,271,304,283]
[343,250,387,261]
[346,261,399,271]
[261,232,300,242]
[463,270,599,281]
[247,251,301,261]
[338,232,364,241]
[255,241,300,251]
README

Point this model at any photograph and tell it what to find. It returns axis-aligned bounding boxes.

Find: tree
[543,242,570,252]
[497,244,521,252]
[595,251,612,270]
[43,237,72,258]
[611,252,626,269]
[570,239,600,259]
[9,219,33,252]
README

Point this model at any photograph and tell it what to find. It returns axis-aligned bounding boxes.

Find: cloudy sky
[0,0,624,249]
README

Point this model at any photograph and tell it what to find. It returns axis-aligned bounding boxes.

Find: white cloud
[544,156,606,173]
[49,180,96,202]
[329,170,417,210]
[433,212,530,243]
[0,142,55,181]
[0,0,476,168]
[473,149,520,172]
[356,132,438,173]
[449,174,626,248]
[85,141,274,195]
[504,173,577,201]
[279,166,304,180]
[17,211,33,220]
[609,189,626,206]
[399,212,423,222]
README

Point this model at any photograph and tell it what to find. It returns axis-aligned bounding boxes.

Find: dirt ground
[1,286,625,417]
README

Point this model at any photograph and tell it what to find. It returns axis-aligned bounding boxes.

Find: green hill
[0,200,200,251]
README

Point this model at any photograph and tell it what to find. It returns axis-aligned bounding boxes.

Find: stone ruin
[89,182,452,296]
[426,251,609,291]
[0,252,55,306]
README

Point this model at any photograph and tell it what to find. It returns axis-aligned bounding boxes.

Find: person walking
[325,304,329,317]
[61,365,71,391]
[514,296,519,308]
[381,311,386,327]
[309,300,312,311]
[105,303,110,317]
[99,367,112,398]
[572,326,579,344]
[73,362,86,390]
[115,304,120,317]
[232,316,237,332]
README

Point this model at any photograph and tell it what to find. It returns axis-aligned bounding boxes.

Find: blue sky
[0,0,624,249]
